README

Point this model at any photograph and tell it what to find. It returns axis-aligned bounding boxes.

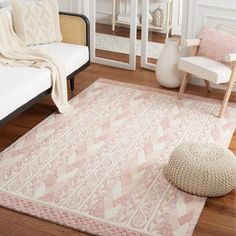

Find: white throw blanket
[0,10,72,113]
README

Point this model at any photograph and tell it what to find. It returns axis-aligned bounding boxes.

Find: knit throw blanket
[0,10,72,113]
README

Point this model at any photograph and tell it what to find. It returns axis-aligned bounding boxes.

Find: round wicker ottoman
[164,143,236,197]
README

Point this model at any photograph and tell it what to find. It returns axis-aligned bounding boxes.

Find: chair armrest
[181,39,201,48]
[59,12,90,48]
[224,53,236,63]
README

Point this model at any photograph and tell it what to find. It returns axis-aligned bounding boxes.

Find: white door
[90,0,138,70]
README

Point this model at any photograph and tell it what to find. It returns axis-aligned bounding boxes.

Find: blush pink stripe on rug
[0,78,236,236]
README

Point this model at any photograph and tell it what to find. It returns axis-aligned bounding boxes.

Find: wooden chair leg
[219,75,236,118]
[204,80,212,92]
[178,72,188,99]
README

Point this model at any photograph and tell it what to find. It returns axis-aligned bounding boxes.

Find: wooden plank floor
[0,60,235,236]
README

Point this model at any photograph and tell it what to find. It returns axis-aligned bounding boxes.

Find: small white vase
[156,39,182,88]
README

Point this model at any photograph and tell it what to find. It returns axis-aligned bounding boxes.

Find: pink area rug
[0,79,236,236]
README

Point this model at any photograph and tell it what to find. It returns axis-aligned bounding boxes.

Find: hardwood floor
[0,24,235,235]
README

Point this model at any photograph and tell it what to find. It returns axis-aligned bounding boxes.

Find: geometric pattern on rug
[0,79,236,236]
[96,33,164,59]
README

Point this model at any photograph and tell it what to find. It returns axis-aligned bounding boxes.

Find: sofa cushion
[0,65,51,120]
[0,43,89,121]
[178,56,232,84]
[31,43,89,76]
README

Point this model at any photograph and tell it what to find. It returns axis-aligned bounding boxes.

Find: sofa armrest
[224,53,236,63]
[181,39,201,48]
[59,12,90,48]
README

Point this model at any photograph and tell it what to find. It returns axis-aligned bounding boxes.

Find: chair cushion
[0,65,51,120]
[178,56,232,84]
[31,43,89,76]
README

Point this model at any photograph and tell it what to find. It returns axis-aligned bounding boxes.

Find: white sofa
[0,7,90,125]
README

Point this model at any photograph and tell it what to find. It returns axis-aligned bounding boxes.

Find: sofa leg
[70,78,75,91]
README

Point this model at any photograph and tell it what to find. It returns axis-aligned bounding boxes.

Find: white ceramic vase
[156,39,182,88]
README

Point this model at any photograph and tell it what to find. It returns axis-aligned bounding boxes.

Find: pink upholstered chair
[178,25,236,118]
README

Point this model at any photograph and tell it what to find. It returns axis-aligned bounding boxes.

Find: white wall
[182,0,236,38]
[57,0,89,16]
[58,0,74,12]
[171,0,183,35]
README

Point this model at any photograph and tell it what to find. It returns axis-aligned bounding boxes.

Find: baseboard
[190,77,236,92]
[96,12,112,25]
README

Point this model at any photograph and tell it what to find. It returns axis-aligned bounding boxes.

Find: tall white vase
[156,39,182,88]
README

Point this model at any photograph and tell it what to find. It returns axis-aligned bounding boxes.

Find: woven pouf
[164,143,236,197]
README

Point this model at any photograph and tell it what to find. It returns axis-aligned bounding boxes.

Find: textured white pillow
[11,0,62,46]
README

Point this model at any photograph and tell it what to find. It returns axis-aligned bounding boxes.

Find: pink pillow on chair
[197,26,236,65]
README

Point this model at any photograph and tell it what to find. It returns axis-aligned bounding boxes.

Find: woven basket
[165,143,236,197]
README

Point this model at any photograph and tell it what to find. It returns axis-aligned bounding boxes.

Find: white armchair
[178,32,236,118]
